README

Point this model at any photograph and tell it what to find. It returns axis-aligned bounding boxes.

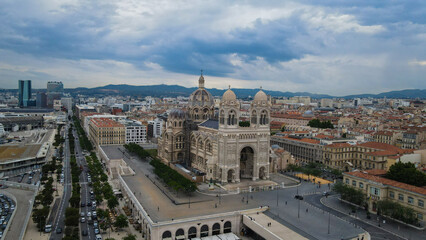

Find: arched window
[251,110,257,124]
[212,223,221,235]
[175,229,185,240]
[228,110,236,125]
[188,226,197,239]
[260,110,268,125]
[224,221,232,233]
[206,142,212,153]
[220,110,225,124]
[200,224,209,237]
[162,231,172,239]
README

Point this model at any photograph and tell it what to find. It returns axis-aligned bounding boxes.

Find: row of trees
[64,124,81,240]
[72,116,93,151]
[124,143,197,193]
[86,153,119,210]
[333,181,366,206]
[150,159,197,193]
[124,143,152,158]
[33,147,60,231]
[377,200,419,225]
[53,124,65,147]
[307,119,334,129]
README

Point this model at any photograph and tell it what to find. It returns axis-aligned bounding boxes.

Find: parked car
[82,229,88,236]
[56,227,62,234]
[80,217,86,223]
[294,195,304,200]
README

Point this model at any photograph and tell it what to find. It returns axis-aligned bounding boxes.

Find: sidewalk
[322,195,426,240]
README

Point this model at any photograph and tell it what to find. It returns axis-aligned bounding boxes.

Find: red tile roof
[345,171,426,195]
[91,118,124,128]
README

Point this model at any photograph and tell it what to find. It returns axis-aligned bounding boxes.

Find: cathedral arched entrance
[259,166,266,180]
[177,152,184,161]
[227,169,235,183]
[240,146,254,179]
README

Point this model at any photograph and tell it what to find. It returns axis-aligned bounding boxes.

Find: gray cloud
[0,0,424,94]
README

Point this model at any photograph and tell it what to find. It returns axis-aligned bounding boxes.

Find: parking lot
[0,193,16,239]
[0,187,35,240]
[5,170,41,186]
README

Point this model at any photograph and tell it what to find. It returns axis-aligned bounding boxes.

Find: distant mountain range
[2,85,425,99]
[63,84,425,99]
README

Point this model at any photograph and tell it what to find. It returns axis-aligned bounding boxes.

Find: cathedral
[157,73,271,184]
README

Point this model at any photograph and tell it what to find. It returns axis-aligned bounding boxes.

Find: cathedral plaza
[100,144,367,240]
[97,74,367,240]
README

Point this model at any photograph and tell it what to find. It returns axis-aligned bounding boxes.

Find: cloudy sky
[0,0,425,95]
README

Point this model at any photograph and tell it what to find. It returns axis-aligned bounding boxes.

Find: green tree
[386,162,426,187]
[65,207,80,226]
[107,197,119,210]
[122,234,137,240]
[32,206,50,231]
[333,181,366,206]
[114,214,129,229]
[377,200,418,225]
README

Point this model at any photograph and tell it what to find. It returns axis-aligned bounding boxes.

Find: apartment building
[343,170,425,224]
[323,142,413,171]
[271,135,323,164]
[89,118,125,146]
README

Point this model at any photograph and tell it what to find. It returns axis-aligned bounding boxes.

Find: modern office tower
[47,81,64,108]
[36,92,47,108]
[18,80,31,107]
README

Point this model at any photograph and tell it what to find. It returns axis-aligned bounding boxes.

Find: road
[304,194,406,240]
[50,122,72,240]
[74,129,94,240]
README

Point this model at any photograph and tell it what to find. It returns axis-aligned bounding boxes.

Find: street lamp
[276,185,279,207]
[328,211,331,234]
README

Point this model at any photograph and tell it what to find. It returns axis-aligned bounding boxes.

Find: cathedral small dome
[254,89,268,101]
[222,87,237,101]
[168,109,187,119]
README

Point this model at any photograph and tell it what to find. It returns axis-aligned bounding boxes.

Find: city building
[158,74,272,183]
[118,119,147,144]
[270,135,323,164]
[47,81,63,108]
[36,92,47,108]
[88,118,125,146]
[0,116,44,131]
[75,104,96,119]
[323,142,413,171]
[18,80,31,108]
[148,118,164,138]
[61,97,73,111]
[343,170,425,224]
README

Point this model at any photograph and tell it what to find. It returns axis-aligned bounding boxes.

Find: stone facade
[158,74,271,184]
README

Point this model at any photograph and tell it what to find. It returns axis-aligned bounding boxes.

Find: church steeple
[199,69,205,88]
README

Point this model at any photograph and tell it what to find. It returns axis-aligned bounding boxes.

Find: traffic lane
[51,130,72,240]
[304,194,406,240]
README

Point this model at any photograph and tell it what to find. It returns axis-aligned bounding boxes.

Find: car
[90,195,95,200]
[26,179,32,184]
[92,201,96,207]
[294,195,304,200]
[90,190,94,195]
[95,234,102,240]
[87,201,92,206]
[93,221,98,228]
[87,212,91,217]
[80,212,85,217]
[92,211,97,218]
[80,217,86,223]
[56,227,62,234]
[82,229,88,236]
[91,206,96,211]
[94,228,100,234]
[323,191,330,196]
[81,202,85,207]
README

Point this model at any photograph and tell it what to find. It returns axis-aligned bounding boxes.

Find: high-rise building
[36,92,47,108]
[47,81,64,108]
[18,80,31,107]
